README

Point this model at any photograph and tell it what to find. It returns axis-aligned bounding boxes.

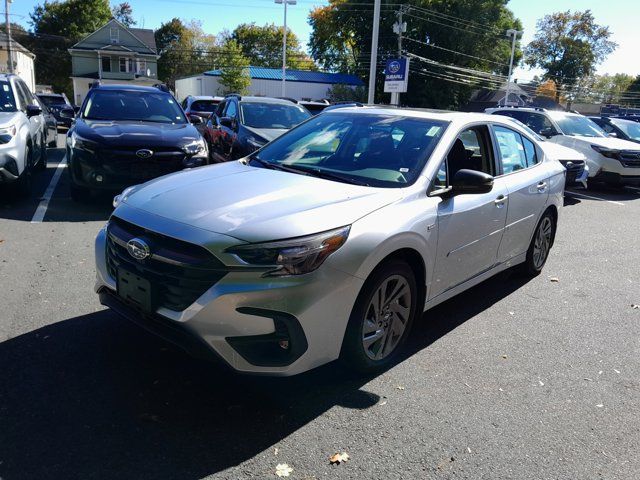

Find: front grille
[560,160,585,182]
[619,151,640,168]
[99,148,187,180]
[106,216,227,312]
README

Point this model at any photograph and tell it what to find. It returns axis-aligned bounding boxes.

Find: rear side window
[521,135,539,166]
[493,125,538,174]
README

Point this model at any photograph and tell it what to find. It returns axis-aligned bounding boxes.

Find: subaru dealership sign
[384,57,410,93]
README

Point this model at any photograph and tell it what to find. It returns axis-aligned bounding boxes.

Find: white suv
[487,107,640,187]
[0,74,47,195]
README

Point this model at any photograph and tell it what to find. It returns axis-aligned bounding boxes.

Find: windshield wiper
[250,156,295,172]
[279,164,370,186]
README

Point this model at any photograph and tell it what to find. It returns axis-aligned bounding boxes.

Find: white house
[175,66,364,102]
[0,33,36,91]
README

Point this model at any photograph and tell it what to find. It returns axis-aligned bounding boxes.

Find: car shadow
[0,269,532,479]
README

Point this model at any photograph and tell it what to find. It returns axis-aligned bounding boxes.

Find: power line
[402,36,508,68]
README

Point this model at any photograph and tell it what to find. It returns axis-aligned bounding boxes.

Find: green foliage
[112,2,136,27]
[218,40,250,95]
[326,83,366,103]
[155,18,218,89]
[28,0,113,98]
[308,0,523,109]
[627,75,640,94]
[525,10,617,101]
[231,23,315,70]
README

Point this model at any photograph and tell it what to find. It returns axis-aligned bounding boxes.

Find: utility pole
[504,28,522,106]
[275,0,296,97]
[367,0,381,104]
[391,6,406,106]
[5,0,13,74]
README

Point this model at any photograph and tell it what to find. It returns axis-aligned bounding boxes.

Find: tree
[218,40,250,94]
[327,83,366,102]
[155,18,218,89]
[309,0,523,109]
[525,10,617,102]
[626,75,640,94]
[231,23,315,70]
[29,0,112,97]
[535,79,558,99]
[112,2,136,27]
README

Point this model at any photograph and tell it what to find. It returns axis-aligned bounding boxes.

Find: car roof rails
[153,83,170,93]
[277,96,298,104]
[334,101,364,106]
[225,93,242,100]
[90,80,101,89]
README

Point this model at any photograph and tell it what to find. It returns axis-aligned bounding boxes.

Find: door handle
[494,194,508,207]
[537,181,547,192]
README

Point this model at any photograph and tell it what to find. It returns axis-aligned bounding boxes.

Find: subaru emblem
[136,149,153,159]
[126,238,150,260]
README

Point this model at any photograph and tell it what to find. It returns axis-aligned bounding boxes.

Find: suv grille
[99,148,186,180]
[106,216,227,312]
[619,151,640,168]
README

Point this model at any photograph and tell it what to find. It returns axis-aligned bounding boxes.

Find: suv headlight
[0,124,17,144]
[226,226,351,277]
[183,139,207,158]
[591,145,619,159]
[71,131,98,152]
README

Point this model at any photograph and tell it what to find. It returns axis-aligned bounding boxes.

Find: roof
[204,66,364,86]
[88,84,167,93]
[0,33,35,58]
[70,19,157,55]
[128,28,157,52]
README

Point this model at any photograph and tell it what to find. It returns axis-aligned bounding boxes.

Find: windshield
[252,113,448,188]
[190,100,218,112]
[241,102,311,129]
[38,95,66,107]
[552,114,606,137]
[612,119,640,141]
[0,81,17,112]
[82,90,187,123]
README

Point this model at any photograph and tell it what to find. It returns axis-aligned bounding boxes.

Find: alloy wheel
[533,216,552,269]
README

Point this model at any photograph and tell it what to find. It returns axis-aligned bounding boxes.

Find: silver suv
[95,108,565,376]
[0,74,47,195]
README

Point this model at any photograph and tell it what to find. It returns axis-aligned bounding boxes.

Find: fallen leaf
[467,447,472,454]
[379,401,387,406]
[502,354,508,359]
[275,463,293,477]
[596,404,604,408]
[274,448,278,456]
[396,386,405,390]
[584,378,593,382]
[508,311,515,316]
[614,369,620,374]
[632,304,639,309]
[329,452,350,464]
[538,380,545,386]
[550,277,559,283]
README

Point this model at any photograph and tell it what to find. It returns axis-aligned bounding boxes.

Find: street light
[504,28,523,106]
[275,0,296,97]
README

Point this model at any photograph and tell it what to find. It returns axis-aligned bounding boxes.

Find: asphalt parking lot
[1,138,639,479]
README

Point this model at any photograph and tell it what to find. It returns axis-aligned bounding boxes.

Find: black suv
[66,83,208,201]
[204,95,310,162]
[36,92,74,129]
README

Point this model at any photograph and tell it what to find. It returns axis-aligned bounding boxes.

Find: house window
[110,27,119,44]
[136,59,147,75]
[101,56,111,72]
[119,57,127,72]
[119,57,134,73]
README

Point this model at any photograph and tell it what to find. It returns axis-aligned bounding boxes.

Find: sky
[7,0,640,78]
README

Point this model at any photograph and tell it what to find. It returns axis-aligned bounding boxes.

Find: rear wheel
[340,259,417,374]
[520,211,555,276]
[37,135,48,170]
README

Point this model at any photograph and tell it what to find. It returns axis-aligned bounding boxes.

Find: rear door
[430,124,510,299]
[220,100,238,159]
[491,124,549,263]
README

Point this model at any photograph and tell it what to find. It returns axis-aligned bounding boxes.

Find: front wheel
[37,136,48,170]
[520,211,556,276]
[340,260,417,374]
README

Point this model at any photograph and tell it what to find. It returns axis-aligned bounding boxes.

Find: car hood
[539,141,586,161]
[75,120,202,148]
[121,161,403,242]
[569,135,640,151]
[244,125,288,143]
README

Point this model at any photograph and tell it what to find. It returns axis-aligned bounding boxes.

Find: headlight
[591,145,619,159]
[183,139,207,157]
[71,131,98,152]
[112,185,138,208]
[226,226,351,276]
[0,124,16,144]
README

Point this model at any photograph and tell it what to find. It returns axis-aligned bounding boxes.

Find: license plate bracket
[117,268,153,313]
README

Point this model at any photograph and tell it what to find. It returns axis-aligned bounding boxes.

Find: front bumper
[94,223,364,376]
[0,142,23,183]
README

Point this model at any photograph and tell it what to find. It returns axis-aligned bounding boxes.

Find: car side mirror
[59,108,75,119]
[607,131,618,138]
[539,127,558,138]
[26,105,42,117]
[189,115,203,125]
[219,116,235,129]
[451,169,494,194]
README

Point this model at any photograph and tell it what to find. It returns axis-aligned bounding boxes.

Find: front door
[430,125,509,299]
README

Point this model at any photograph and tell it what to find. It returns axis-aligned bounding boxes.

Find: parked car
[611,114,640,123]
[65,83,208,201]
[36,92,74,129]
[181,95,223,123]
[34,96,58,147]
[204,95,311,162]
[0,73,47,195]
[487,106,640,187]
[299,100,330,115]
[96,108,564,376]
[589,116,640,144]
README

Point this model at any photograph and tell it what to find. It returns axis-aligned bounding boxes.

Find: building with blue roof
[175,66,364,102]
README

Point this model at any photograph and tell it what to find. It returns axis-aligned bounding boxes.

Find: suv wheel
[340,259,417,374]
[16,145,33,197]
[520,210,556,276]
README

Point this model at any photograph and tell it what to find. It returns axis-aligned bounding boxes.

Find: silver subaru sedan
[95,107,565,376]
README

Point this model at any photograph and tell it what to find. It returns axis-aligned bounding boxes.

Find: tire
[37,136,48,170]
[16,145,33,197]
[520,210,556,276]
[69,182,90,202]
[340,259,418,374]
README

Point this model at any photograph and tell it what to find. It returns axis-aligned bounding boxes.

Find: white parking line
[626,186,640,193]
[30,157,67,223]
[565,190,625,206]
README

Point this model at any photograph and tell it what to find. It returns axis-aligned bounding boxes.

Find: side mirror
[189,115,203,125]
[59,108,75,119]
[219,116,235,129]
[25,105,42,117]
[607,131,618,138]
[539,127,558,138]
[451,169,494,194]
